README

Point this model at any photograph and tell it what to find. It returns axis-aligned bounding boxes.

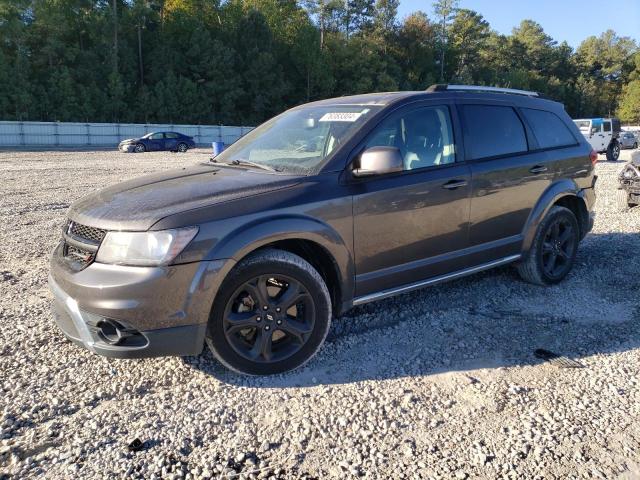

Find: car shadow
[184,232,640,387]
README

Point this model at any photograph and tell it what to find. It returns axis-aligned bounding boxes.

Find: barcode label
[319,112,362,122]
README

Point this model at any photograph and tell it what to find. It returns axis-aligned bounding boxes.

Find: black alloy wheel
[540,216,576,279]
[223,274,315,364]
[206,249,331,375]
[517,206,580,286]
[177,142,188,153]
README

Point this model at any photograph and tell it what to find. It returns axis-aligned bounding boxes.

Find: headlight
[96,227,198,266]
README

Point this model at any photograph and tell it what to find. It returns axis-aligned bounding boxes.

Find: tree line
[1,0,639,126]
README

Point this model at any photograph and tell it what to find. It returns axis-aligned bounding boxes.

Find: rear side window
[603,122,611,132]
[165,132,179,139]
[461,105,527,160]
[521,108,577,149]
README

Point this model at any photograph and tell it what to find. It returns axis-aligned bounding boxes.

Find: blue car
[118,132,196,153]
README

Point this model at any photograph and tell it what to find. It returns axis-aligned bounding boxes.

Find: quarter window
[364,106,456,170]
[521,108,577,149]
[461,105,527,160]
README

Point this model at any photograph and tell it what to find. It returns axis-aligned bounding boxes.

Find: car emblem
[266,314,274,322]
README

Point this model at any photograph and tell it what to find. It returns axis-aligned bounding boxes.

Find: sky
[397,0,640,49]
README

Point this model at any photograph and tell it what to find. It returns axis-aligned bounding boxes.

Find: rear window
[521,108,577,149]
[461,105,527,160]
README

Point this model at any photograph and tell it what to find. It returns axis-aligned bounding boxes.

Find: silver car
[619,131,638,149]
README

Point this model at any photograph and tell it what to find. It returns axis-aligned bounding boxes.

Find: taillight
[590,150,598,165]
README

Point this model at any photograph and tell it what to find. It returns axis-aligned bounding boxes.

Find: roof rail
[426,84,540,97]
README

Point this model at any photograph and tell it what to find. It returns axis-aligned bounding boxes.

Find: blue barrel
[212,141,225,157]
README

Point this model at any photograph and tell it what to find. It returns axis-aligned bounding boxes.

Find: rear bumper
[579,176,597,236]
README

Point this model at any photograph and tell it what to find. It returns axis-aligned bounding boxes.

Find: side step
[352,254,521,306]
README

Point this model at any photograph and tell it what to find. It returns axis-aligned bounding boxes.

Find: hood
[68,164,302,231]
[119,138,140,144]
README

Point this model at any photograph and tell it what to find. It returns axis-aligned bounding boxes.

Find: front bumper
[119,144,135,152]
[49,245,233,358]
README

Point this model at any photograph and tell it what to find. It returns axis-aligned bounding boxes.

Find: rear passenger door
[459,101,554,259]
[164,132,179,151]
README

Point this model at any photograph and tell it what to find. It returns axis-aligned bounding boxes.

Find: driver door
[147,132,165,151]
[351,104,472,297]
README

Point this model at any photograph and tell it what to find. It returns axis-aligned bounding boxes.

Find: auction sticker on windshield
[319,112,363,122]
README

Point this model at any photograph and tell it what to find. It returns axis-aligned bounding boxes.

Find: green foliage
[0,0,637,124]
[618,80,640,123]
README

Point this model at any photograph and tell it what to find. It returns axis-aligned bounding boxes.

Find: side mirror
[353,146,403,177]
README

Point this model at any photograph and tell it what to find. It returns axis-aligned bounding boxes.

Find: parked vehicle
[618,156,640,210]
[118,132,196,153]
[573,117,621,161]
[50,85,597,375]
[618,131,638,149]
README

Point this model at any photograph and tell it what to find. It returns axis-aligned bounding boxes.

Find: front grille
[62,220,105,270]
[67,221,106,245]
[65,244,95,264]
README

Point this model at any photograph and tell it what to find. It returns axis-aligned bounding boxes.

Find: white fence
[0,121,254,147]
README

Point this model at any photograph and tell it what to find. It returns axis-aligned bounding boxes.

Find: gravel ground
[1,149,639,480]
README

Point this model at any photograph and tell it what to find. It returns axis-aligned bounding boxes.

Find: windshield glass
[215,105,383,174]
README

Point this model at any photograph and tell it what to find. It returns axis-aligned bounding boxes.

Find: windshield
[215,105,383,174]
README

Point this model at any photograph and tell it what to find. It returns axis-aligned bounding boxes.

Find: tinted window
[165,132,179,139]
[461,105,527,160]
[149,133,164,140]
[521,108,577,149]
[603,122,611,132]
[364,106,455,170]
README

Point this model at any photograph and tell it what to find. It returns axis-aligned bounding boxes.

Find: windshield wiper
[208,157,282,172]
[230,159,279,172]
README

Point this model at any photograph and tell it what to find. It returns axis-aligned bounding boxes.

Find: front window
[215,105,383,174]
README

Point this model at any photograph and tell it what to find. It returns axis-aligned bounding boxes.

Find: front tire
[517,206,580,286]
[606,141,620,161]
[206,249,331,375]
[134,143,146,153]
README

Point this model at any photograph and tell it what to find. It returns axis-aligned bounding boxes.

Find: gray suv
[49,85,597,375]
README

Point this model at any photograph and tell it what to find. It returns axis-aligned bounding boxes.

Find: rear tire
[177,142,188,153]
[517,206,580,286]
[206,249,331,375]
[606,141,620,161]
[616,189,631,211]
[634,142,638,149]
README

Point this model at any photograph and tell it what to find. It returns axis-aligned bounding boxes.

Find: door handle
[529,165,548,174]
[442,179,468,190]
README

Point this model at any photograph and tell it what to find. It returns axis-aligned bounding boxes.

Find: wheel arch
[208,215,354,316]
[522,179,589,253]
